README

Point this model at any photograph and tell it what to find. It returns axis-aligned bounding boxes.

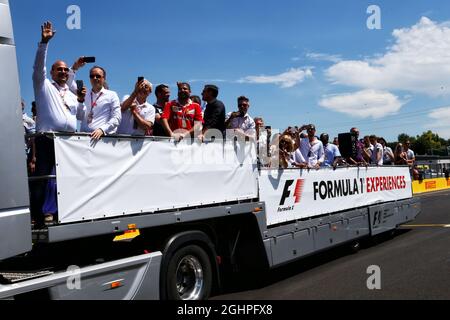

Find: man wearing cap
[117,79,155,136]
[293,124,324,169]
[200,84,226,140]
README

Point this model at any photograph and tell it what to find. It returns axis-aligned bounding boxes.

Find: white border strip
[0,207,30,218]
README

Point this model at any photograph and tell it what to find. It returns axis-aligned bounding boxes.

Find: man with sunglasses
[225,96,256,139]
[117,79,155,136]
[31,21,79,225]
[33,21,78,133]
[404,140,415,166]
[75,66,121,140]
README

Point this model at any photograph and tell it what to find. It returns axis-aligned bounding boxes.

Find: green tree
[397,133,415,144]
[413,131,445,155]
[397,131,450,155]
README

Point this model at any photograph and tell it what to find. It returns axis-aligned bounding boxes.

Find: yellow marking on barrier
[412,178,450,194]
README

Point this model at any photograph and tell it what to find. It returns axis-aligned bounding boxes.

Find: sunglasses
[56,67,70,72]
[90,74,103,79]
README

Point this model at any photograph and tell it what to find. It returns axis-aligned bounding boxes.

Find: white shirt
[226,112,256,136]
[23,112,36,134]
[33,43,77,133]
[383,146,394,164]
[295,137,325,167]
[117,95,156,136]
[370,143,384,165]
[406,149,415,160]
[77,88,121,134]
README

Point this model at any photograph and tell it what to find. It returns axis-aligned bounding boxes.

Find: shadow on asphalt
[217,228,413,296]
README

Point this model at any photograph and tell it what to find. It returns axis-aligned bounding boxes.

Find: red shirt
[162,100,203,131]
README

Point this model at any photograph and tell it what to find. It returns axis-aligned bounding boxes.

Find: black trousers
[29,136,55,224]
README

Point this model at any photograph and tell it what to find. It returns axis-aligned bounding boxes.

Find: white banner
[259,166,413,226]
[54,136,258,224]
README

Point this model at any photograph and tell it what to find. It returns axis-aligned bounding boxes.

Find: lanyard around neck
[90,91,104,109]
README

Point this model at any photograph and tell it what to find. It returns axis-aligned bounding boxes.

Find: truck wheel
[166,245,212,300]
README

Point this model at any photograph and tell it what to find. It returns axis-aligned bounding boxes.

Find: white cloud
[239,68,313,88]
[428,107,450,138]
[326,17,450,96]
[306,52,342,63]
[318,89,405,119]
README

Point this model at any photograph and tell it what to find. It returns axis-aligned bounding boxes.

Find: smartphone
[82,56,96,63]
[76,80,84,92]
[138,77,144,82]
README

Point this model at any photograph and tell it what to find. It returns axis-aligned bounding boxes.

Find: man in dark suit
[200,84,226,140]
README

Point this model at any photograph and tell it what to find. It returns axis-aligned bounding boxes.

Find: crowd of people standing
[23,21,418,225]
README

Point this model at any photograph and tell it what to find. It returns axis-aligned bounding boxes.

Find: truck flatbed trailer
[0,0,420,300]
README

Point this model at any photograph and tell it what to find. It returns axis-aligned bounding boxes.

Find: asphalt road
[213,190,450,300]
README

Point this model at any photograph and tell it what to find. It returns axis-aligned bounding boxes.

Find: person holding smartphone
[31,21,79,225]
[117,78,155,136]
[75,66,121,140]
[224,96,256,139]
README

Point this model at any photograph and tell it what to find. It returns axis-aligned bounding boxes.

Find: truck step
[0,270,54,284]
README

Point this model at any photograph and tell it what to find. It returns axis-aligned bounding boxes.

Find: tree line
[391,131,450,156]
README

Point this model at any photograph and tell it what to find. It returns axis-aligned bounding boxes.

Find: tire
[165,244,212,300]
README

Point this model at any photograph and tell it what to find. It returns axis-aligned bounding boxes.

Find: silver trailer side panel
[0,252,162,300]
[0,0,32,260]
[0,0,14,44]
[0,208,31,260]
[265,198,420,268]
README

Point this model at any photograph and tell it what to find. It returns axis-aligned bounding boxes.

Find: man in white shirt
[369,135,384,165]
[293,124,324,169]
[404,140,416,166]
[31,21,79,225]
[225,96,256,139]
[117,79,155,136]
[33,21,78,134]
[76,66,121,140]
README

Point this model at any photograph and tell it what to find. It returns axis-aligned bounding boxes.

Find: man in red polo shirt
[162,82,203,141]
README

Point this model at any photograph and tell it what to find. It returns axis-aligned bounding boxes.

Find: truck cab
[0,0,32,261]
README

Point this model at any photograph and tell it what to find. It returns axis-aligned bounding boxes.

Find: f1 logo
[373,210,382,226]
[279,179,304,206]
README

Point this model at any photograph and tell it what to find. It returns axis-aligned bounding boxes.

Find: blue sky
[10,0,450,141]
